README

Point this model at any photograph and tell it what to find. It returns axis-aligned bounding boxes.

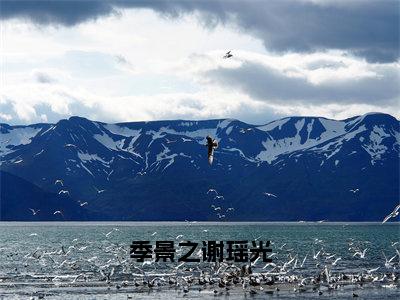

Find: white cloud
[1,9,398,125]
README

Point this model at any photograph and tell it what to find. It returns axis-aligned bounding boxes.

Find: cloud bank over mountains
[1,0,399,124]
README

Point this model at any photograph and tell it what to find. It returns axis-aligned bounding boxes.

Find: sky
[0,0,399,125]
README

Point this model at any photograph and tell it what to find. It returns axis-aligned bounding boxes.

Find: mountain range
[0,112,399,221]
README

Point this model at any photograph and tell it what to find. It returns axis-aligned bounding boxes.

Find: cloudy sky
[1,0,399,125]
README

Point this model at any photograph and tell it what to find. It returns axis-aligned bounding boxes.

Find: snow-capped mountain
[0,113,399,221]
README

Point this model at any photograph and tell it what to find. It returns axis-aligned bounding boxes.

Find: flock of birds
[207,189,235,220]
[4,226,398,299]
[27,178,107,219]
[18,68,398,299]
[28,180,399,225]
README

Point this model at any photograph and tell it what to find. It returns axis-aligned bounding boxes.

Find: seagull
[93,186,106,194]
[29,208,40,215]
[53,210,64,217]
[176,235,184,240]
[332,257,341,266]
[382,204,400,224]
[214,195,224,200]
[223,50,233,59]
[366,267,380,274]
[100,267,114,283]
[353,248,367,258]
[300,254,308,267]
[226,207,235,212]
[313,249,321,260]
[207,189,218,195]
[165,138,176,144]
[263,192,277,198]
[105,228,119,238]
[78,201,88,207]
[54,179,64,186]
[58,190,70,196]
[382,251,398,268]
[212,206,221,211]
[349,188,359,193]
[64,143,77,148]
[151,232,157,236]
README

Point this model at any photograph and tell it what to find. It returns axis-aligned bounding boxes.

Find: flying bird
[207,189,218,195]
[105,228,120,238]
[58,190,70,196]
[165,138,176,144]
[382,204,400,224]
[29,208,40,215]
[53,210,64,217]
[78,201,88,207]
[206,136,218,165]
[263,192,277,198]
[93,186,106,194]
[349,188,359,193]
[54,179,64,186]
[223,50,233,59]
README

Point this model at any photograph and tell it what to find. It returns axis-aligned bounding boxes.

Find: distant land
[0,113,399,221]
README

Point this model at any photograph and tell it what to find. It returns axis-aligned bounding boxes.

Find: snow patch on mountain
[104,124,141,138]
[154,144,178,171]
[256,118,346,163]
[0,127,42,156]
[147,127,218,145]
[257,118,290,132]
[361,125,391,164]
[93,132,120,151]
[77,151,109,165]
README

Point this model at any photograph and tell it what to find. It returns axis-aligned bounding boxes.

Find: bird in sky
[78,201,88,207]
[206,135,218,165]
[382,204,400,224]
[165,138,176,144]
[53,210,64,217]
[54,179,63,186]
[223,50,233,59]
[263,192,277,198]
[349,188,359,193]
[58,190,70,196]
[29,208,40,215]
[93,186,106,194]
[207,188,218,195]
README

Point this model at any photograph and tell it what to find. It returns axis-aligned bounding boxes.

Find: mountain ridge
[0,112,398,221]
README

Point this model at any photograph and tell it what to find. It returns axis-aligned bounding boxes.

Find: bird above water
[29,208,40,215]
[382,204,400,224]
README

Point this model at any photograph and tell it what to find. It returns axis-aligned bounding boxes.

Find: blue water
[0,222,399,299]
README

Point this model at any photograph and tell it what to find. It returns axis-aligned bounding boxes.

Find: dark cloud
[205,61,400,106]
[0,0,115,26]
[33,71,57,84]
[0,0,398,62]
